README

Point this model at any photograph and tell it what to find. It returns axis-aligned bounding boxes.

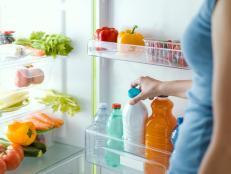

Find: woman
[130,0,231,173]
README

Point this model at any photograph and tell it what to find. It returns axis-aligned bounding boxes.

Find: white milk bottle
[122,88,148,155]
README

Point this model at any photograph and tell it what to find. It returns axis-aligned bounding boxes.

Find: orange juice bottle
[145,97,177,174]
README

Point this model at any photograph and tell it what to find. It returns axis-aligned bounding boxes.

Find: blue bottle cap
[128,88,141,98]
[177,117,184,125]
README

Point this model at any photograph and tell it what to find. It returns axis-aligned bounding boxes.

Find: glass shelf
[8,142,84,174]
[0,55,54,69]
[85,125,171,174]
[0,89,49,124]
[0,102,48,125]
[88,40,189,70]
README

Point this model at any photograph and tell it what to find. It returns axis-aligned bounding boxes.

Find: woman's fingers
[131,77,143,88]
[129,92,146,105]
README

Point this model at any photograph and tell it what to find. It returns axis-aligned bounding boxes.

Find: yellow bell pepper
[6,121,37,146]
[117,25,145,46]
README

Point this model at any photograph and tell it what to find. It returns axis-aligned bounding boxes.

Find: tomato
[0,145,5,152]
[2,149,21,170]
[7,144,24,161]
[33,49,46,57]
[0,158,6,174]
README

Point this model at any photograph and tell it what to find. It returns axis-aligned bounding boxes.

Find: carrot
[32,112,55,128]
[26,118,51,131]
[32,112,64,128]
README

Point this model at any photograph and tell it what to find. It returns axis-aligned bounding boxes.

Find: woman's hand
[129,76,163,105]
[129,76,192,105]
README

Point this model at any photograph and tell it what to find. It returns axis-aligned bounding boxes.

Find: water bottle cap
[112,103,121,109]
[98,103,108,109]
[177,116,184,125]
[128,88,141,98]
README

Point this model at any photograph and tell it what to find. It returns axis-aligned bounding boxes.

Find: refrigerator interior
[0,0,205,173]
[0,0,93,173]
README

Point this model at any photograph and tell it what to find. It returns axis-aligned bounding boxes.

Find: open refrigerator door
[85,0,203,174]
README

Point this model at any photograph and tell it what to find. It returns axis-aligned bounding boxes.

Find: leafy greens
[15,31,74,58]
[37,90,80,116]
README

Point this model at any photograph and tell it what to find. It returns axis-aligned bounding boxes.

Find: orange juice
[145,97,177,174]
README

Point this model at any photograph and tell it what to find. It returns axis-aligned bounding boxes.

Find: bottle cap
[112,103,121,109]
[98,103,108,109]
[128,88,141,98]
[177,116,184,125]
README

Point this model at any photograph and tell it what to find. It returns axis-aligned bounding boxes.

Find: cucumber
[23,146,43,157]
[31,141,47,153]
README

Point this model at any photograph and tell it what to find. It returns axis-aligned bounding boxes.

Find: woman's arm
[129,76,192,105]
[199,1,231,174]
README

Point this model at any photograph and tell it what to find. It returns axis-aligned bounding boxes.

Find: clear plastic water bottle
[94,103,109,163]
[94,103,109,147]
[105,103,123,167]
[123,88,148,155]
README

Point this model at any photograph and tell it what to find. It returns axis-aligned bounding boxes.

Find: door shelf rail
[85,125,171,174]
[88,40,189,70]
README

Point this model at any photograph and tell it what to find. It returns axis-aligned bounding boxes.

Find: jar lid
[0,31,15,35]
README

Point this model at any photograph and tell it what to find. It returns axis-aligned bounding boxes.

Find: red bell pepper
[94,27,118,42]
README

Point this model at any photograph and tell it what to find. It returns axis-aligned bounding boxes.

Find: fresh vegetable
[14,38,31,47]
[0,158,6,174]
[0,143,23,171]
[37,90,80,116]
[28,47,46,57]
[7,144,24,161]
[117,25,145,46]
[6,121,37,146]
[0,90,29,112]
[31,112,64,128]
[27,112,64,131]
[95,27,118,42]
[15,31,73,58]
[23,141,46,157]
[2,149,21,171]
[23,146,43,157]
[31,141,46,153]
[27,118,51,131]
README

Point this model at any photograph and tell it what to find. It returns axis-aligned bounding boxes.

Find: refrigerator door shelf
[85,125,171,174]
[88,40,189,70]
[0,57,54,91]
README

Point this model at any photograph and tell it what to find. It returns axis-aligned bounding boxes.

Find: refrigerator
[0,0,203,174]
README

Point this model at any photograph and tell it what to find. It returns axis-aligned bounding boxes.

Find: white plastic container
[122,88,148,155]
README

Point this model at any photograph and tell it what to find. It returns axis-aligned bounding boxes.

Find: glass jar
[0,31,15,44]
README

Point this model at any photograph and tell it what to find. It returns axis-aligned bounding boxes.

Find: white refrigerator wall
[0,0,93,147]
[97,0,203,117]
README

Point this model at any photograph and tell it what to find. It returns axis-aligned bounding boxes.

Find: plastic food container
[144,39,188,68]
[0,31,15,45]
[85,125,171,174]
[0,58,54,90]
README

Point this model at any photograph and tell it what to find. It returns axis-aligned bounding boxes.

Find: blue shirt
[168,0,216,173]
